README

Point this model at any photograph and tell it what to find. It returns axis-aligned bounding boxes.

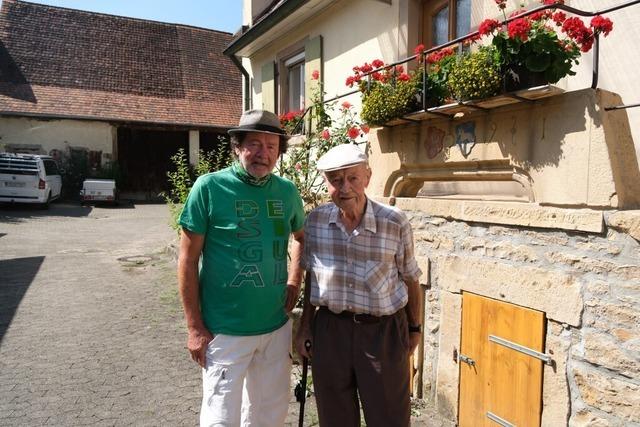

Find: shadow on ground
[0,256,44,343]
[0,200,146,223]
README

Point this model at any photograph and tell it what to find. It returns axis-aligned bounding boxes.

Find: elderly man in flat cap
[178,109,305,426]
[295,143,423,427]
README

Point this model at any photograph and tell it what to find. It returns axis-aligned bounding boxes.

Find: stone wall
[403,205,640,426]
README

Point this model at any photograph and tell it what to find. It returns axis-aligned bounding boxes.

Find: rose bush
[277,71,368,210]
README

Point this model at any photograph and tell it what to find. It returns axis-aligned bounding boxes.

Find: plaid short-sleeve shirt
[302,198,422,316]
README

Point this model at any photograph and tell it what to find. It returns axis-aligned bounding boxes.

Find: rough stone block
[587,302,640,331]
[569,409,612,427]
[573,366,640,423]
[414,230,455,251]
[579,330,640,378]
[606,211,640,242]
[387,198,604,233]
[435,292,461,422]
[436,255,583,325]
[541,321,571,427]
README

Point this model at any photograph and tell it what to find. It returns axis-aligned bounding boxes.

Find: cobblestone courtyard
[0,203,450,426]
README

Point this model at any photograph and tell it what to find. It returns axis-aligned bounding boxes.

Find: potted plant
[345,60,420,126]
[478,0,614,91]
[348,44,464,126]
[447,45,502,101]
[414,44,458,107]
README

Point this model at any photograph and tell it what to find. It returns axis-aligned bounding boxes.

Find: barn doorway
[117,127,188,199]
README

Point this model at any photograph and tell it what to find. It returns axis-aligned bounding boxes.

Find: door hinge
[489,334,553,366]
[458,353,475,366]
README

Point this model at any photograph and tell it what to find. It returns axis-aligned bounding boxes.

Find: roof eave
[223,0,309,57]
[0,110,233,131]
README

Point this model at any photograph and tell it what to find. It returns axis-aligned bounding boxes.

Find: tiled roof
[0,0,242,129]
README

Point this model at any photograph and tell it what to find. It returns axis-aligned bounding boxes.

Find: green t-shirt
[179,167,305,336]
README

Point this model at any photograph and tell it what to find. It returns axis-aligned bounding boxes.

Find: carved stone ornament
[424,126,445,159]
[455,121,476,158]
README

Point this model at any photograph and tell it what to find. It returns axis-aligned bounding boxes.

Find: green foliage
[492,20,579,84]
[447,46,502,101]
[57,149,124,200]
[418,53,457,106]
[163,137,232,233]
[93,161,124,186]
[59,150,88,200]
[360,75,420,126]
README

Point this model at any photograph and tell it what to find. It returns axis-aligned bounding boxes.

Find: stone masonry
[404,207,640,426]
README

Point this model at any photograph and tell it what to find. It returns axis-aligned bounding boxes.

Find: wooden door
[459,292,545,426]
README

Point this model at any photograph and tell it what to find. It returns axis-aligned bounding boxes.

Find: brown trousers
[311,307,411,427]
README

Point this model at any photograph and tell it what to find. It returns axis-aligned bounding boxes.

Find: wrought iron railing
[289,0,640,135]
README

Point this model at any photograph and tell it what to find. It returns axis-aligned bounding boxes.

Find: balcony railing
[290,0,640,134]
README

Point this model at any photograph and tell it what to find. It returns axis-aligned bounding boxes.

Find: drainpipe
[230,54,251,111]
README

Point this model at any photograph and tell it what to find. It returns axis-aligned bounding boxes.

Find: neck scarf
[231,161,272,187]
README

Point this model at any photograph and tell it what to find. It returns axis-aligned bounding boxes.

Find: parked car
[80,179,118,205]
[0,153,62,208]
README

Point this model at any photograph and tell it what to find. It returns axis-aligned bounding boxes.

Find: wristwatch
[408,324,422,333]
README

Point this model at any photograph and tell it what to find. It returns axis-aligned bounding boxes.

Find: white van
[0,153,63,208]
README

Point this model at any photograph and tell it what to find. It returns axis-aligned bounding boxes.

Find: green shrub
[447,46,502,101]
[164,138,231,233]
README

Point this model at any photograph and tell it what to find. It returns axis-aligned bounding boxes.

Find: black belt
[319,306,387,324]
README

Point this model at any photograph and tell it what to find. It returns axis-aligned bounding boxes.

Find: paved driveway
[0,202,451,426]
[0,202,198,426]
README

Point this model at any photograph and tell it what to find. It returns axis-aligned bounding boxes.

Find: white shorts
[200,320,292,427]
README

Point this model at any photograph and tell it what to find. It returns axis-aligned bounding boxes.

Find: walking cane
[295,340,312,427]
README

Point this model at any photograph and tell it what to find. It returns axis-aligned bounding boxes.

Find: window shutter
[261,61,276,112]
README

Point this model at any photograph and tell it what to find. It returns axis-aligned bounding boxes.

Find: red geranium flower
[530,10,551,21]
[360,63,373,73]
[562,17,594,51]
[360,124,370,134]
[552,11,566,26]
[372,59,385,68]
[341,101,352,110]
[591,15,613,36]
[479,19,501,36]
[426,47,455,64]
[414,44,425,56]
[347,127,360,139]
[345,76,358,87]
[508,18,531,42]
[321,129,331,140]
[311,70,320,80]
[397,73,410,82]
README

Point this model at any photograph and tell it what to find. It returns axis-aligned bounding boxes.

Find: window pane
[455,0,471,38]
[288,63,304,112]
[433,5,449,46]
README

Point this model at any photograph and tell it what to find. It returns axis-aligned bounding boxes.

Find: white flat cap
[316,143,368,172]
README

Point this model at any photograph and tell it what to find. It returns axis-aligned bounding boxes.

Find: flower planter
[502,65,549,93]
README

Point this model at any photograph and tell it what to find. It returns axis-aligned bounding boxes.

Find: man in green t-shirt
[178,109,305,426]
